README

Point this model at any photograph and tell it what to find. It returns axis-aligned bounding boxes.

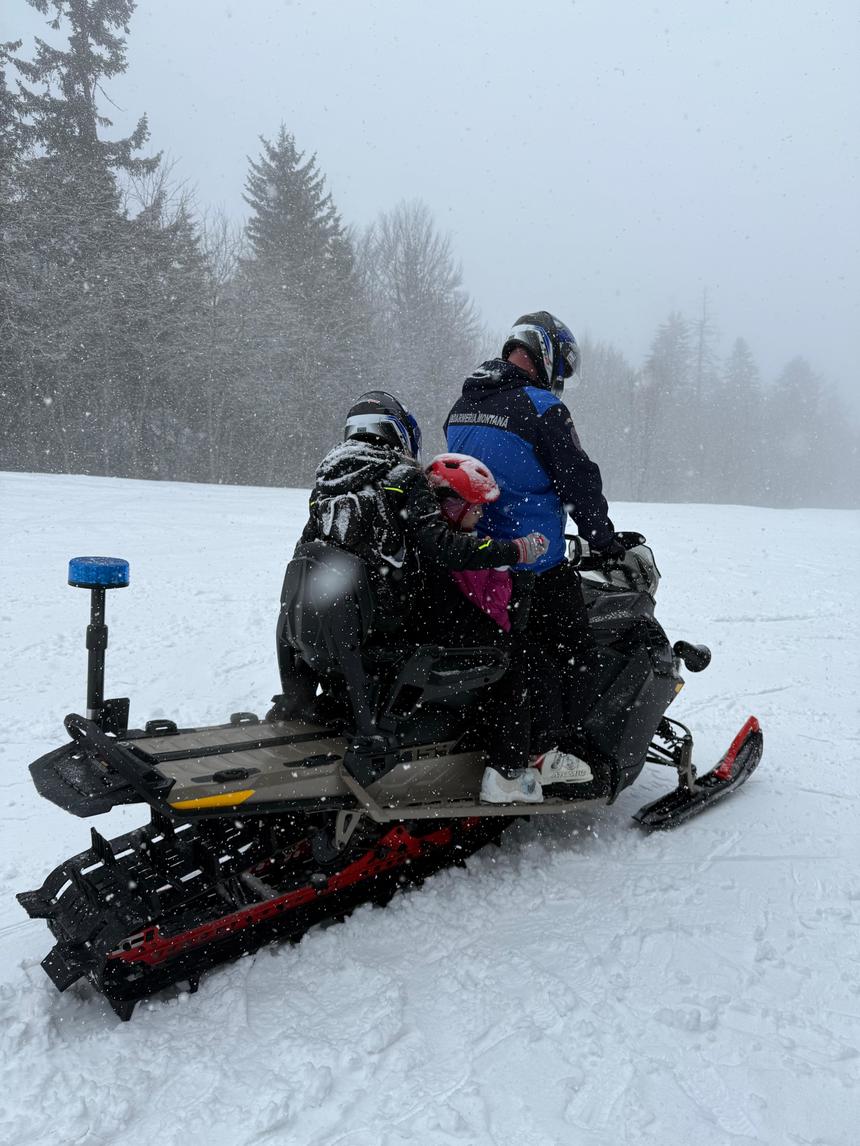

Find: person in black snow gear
[445,313,627,802]
[276,392,549,761]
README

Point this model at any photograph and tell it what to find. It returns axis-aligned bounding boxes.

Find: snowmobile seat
[278,542,507,739]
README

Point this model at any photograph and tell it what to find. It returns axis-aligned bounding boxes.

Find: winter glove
[512,532,549,565]
[593,531,646,560]
[592,535,627,560]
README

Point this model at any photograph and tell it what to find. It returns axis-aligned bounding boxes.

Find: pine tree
[692,289,719,406]
[244,126,342,305]
[196,210,250,483]
[238,126,370,483]
[357,200,482,455]
[714,337,763,503]
[15,0,155,176]
[4,0,160,474]
[3,1,216,481]
[574,338,638,500]
[0,40,24,170]
[765,356,827,506]
[0,40,31,467]
[638,312,693,499]
[113,187,210,478]
[761,355,859,508]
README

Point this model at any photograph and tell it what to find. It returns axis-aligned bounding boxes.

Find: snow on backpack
[317,486,406,572]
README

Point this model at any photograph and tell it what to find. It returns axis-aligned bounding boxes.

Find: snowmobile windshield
[579,544,661,599]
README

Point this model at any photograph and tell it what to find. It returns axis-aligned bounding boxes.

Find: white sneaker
[534,749,594,786]
[480,766,544,804]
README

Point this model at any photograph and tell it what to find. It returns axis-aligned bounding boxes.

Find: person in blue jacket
[446,311,624,804]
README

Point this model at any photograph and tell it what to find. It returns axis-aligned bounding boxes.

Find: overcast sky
[6,0,859,405]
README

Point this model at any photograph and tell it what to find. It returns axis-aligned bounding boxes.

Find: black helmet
[502,311,581,396]
[343,391,422,459]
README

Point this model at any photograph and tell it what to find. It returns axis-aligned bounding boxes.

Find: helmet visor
[506,323,554,388]
[552,334,581,395]
[344,413,412,454]
[404,411,422,461]
[559,340,580,379]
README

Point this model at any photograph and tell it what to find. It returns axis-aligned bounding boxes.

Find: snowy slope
[1,471,858,1146]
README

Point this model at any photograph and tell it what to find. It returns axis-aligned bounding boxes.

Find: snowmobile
[18,539,762,1019]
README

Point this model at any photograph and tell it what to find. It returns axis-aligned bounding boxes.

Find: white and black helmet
[343,391,422,459]
[502,311,581,396]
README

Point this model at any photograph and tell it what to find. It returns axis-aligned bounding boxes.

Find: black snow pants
[414,563,597,775]
[520,562,600,760]
[411,573,532,775]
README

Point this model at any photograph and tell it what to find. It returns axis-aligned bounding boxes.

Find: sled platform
[339,768,599,819]
[30,713,613,824]
[29,713,351,818]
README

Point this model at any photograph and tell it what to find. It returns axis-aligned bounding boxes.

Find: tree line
[1,0,856,508]
[577,310,858,508]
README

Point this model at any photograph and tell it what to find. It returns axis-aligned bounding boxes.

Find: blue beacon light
[67,557,130,729]
[68,556,130,589]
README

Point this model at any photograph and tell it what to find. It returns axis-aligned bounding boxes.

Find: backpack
[307,441,416,623]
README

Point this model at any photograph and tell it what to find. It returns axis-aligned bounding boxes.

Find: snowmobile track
[18,811,508,1019]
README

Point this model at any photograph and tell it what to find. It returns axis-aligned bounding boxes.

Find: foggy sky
[6,0,859,405]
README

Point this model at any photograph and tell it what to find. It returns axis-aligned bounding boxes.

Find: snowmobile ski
[633,716,763,829]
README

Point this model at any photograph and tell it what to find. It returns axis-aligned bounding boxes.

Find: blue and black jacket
[445,360,615,573]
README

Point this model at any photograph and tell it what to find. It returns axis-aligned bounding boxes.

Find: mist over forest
[1,0,857,508]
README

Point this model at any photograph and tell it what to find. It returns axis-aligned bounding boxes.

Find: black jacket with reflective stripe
[298,439,519,576]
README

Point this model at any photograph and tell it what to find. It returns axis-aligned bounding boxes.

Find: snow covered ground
[1,470,858,1146]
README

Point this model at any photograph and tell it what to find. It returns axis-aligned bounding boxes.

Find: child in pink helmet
[421,453,546,804]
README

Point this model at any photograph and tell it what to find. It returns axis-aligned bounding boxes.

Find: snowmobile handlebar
[565,532,647,569]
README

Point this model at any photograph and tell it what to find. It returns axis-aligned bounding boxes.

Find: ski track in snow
[1,471,858,1146]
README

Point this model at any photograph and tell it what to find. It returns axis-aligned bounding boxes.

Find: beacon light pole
[67,557,130,735]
